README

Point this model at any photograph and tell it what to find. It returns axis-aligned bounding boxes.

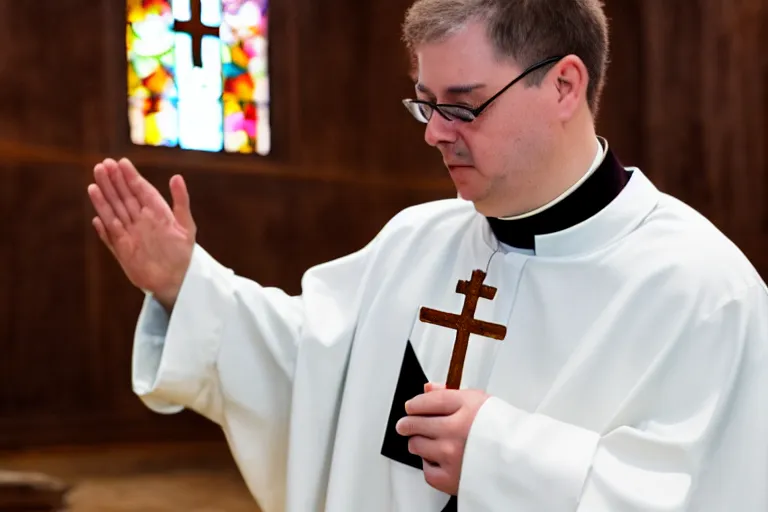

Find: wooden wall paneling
[267,0,303,163]
[0,168,15,422]
[0,0,112,448]
[0,413,224,451]
[134,166,454,295]
[100,0,126,158]
[83,27,113,419]
[291,0,371,171]
[0,165,89,422]
[0,162,222,447]
[641,0,768,273]
[597,0,645,168]
[2,0,108,441]
[361,0,446,181]
[696,0,768,265]
[0,0,109,152]
[0,1,12,141]
[642,2,705,198]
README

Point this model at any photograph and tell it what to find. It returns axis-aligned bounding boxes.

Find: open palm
[87,158,196,309]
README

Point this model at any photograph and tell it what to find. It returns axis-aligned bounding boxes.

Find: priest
[87,0,768,510]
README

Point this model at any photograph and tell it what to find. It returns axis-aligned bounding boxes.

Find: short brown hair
[402,0,610,115]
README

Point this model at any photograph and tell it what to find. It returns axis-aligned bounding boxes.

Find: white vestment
[132,159,768,511]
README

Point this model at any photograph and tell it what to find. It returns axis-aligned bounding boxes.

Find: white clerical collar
[479,141,661,258]
[530,168,659,257]
[499,137,606,220]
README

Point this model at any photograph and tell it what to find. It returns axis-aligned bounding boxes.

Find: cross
[173,0,220,67]
[419,270,507,389]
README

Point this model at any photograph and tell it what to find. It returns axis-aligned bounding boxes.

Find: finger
[408,436,452,465]
[169,175,195,232]
[88,184,129,242]
[92,217,115,254]
[108,159,142,221]
[118,158,172,218]
[88,183,119,231]
[405,390,462,416]
[425,382,446,392]
[423,460,454,495]
[94,161,132,226]
[396,414,446,439]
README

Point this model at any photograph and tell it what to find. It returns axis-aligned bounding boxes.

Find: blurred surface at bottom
[0,441,259,512]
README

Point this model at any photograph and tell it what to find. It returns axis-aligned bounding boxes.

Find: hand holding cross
[398,269,507,498]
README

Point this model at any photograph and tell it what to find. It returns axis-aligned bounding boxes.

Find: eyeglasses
[402,55,565,123]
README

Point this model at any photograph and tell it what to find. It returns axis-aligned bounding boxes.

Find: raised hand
[87,158,196,310]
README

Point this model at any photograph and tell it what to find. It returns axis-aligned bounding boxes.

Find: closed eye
[416,82,486,103]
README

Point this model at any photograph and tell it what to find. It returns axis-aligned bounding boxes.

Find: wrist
[154,292,177,313]
[153,282,181,313]
[155,254,193,312]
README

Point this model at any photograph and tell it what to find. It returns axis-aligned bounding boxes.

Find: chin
[451,178,482,200]
[455,188,494,215]
[454,185,479,202]
[470,201,497,217]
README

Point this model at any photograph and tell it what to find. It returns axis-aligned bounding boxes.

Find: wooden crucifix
[174,0,220,67]
[419,269,507,389]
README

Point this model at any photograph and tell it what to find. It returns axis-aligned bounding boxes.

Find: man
[88,0,768,510]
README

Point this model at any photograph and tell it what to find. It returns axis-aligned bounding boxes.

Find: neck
[485,139,630,251]
[502,132,603,220]
[501,125,600,219]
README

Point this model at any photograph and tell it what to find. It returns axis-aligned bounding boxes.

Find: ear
[552,56,589,120]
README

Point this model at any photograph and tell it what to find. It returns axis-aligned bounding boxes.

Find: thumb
[169,175,195,232]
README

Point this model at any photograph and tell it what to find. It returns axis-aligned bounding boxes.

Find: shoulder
[630,191,767,312]
[352,198,480,271]
[303,198,476,282]
[375,198,478,245]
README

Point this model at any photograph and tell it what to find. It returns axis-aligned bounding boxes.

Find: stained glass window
[127,0,270,155]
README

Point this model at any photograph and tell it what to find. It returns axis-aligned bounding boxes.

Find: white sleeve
[131,236,376,425]
[458,398,599,510]
[131,243,306,423]
[128,211,400,510]
[132,292,182,414]
[458,284,768,511]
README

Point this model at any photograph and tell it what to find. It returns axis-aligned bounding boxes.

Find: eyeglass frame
[402,55,566,123]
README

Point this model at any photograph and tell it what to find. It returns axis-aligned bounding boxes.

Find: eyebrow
[416,82,487,97]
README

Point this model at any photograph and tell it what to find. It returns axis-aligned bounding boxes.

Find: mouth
[446,164,475,171]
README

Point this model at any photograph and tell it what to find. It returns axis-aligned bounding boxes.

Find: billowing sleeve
[458,283,768,511]
[132,235,380,417]
[132,243,305,422]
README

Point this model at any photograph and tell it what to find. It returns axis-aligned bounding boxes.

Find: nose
[424,113,458,147]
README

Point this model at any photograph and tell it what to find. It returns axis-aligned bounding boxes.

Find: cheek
[463,130,516,179]
[499,91,550,136]
[491,102,551,162]
[457,128,497,168]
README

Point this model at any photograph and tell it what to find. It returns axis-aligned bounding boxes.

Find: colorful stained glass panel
[127,0,270,155]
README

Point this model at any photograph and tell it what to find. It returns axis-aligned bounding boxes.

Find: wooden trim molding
[0,412,222,451]
[0,139,453,192]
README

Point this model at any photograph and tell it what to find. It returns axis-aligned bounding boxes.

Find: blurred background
[0,0,765,510]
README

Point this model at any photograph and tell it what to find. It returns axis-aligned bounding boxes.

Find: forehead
[414,21,519,87]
